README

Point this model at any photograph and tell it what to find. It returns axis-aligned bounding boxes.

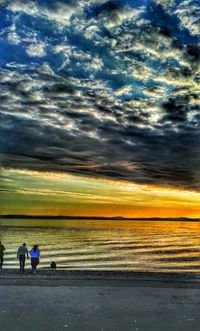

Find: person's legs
[19,256,23,270]
[19,255,25,271]
[22,255,25,271]
[31,258,34,271]
[35,258,39,270]
[0,256,3,269]
[31,258,37,273]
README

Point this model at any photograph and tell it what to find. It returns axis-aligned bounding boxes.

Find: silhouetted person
[17,243,29,272]
[0,241,5,269]
[50,261,56,270]
[29,245,40,274]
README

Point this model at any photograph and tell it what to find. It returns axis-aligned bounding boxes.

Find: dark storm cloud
[0,0,200,190]
[161,95,192,123]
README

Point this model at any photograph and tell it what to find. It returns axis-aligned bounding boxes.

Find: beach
[0,270,200,331]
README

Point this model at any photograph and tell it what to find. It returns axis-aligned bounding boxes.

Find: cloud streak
[1,168,200,217]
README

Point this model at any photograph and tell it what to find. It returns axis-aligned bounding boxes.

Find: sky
[0,0,199,217]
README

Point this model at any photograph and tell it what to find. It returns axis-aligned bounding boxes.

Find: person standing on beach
[17,243,29,272]
[29,245,40,274]
[0,241,5,269]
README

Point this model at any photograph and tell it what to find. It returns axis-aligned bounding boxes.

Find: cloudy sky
[0,0,199,217]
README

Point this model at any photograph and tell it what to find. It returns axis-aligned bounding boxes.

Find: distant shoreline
[0,215,199,222]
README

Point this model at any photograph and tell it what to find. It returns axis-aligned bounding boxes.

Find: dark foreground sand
[0,270,200,331]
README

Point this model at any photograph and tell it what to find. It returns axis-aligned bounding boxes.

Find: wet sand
[0,269,200,287]
[0,270,200,331]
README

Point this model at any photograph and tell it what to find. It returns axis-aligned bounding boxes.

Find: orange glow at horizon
[0,168,200,218]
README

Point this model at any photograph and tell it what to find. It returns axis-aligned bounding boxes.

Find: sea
[0,219,199,273]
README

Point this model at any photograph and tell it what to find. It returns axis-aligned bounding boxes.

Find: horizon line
[0,215,199,221]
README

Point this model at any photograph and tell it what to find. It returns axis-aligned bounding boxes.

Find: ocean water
[0,219,199,273]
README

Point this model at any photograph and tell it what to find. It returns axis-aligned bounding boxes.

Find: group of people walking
[0,241,40,273]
